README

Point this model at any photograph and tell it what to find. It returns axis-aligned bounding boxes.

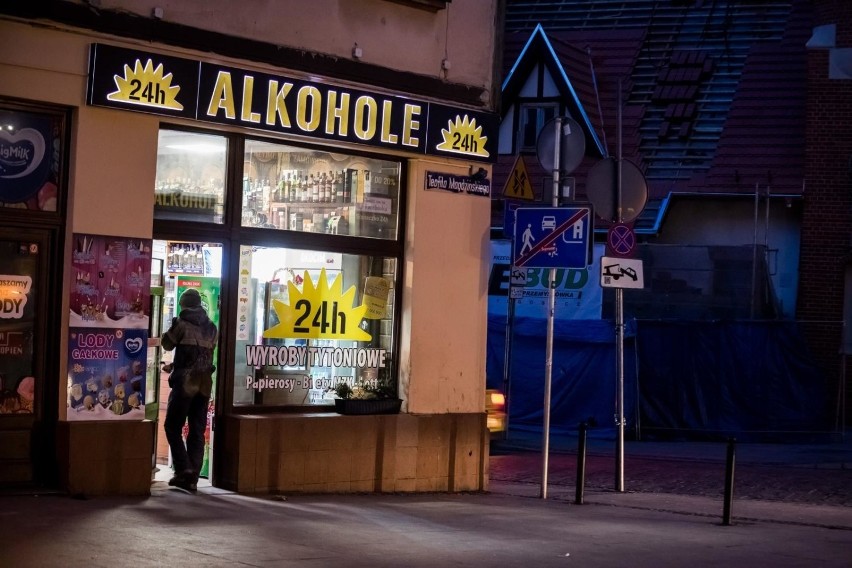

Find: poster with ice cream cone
[67,233,152,420]
[70,233,151,329]
[66,327,148,420]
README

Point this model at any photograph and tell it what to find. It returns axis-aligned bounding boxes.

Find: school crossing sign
[502,155,535,201]
[513,206,592,269]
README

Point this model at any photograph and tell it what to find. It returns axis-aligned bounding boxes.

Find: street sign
[536,116,586,174]
[513,206,592,269]
[586,157,648,223]
[600,257,644,289]
[509,266,527,299]
[606,223,636,258]
[502,155,536,201]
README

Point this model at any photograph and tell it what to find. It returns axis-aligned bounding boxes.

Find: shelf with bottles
[166,242,205,274]
[243,167,397,236]
[242,168,353,226]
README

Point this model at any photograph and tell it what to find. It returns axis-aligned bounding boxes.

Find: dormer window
[518,103,557,152]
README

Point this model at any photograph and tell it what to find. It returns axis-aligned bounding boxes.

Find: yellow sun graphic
[435,114,489,158]
[107,58,183,110]
[263,268,372,341]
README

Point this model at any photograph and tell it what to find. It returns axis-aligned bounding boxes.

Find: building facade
[798,0,852,427]
[0,0,502,495]
[488,0,849,438]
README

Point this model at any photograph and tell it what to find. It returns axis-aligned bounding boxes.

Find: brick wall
[798,0,852,425]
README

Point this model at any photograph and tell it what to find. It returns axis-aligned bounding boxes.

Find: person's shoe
[168,470,197,492]
[174,477,197,493]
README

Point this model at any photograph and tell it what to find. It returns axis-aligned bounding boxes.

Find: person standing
[162,288,217,492]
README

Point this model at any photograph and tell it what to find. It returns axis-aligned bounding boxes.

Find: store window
[154,130,227,223]
[0,106,63,212]
[234,246,395,408]
[242,139,400,239]
[0,238,39,414]
[154,127,403,411]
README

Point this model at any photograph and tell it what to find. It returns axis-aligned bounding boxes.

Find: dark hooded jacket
[162,306,218,397]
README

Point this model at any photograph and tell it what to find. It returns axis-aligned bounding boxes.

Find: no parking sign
[606,223,636,258]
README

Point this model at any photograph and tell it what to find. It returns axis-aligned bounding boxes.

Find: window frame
[152,124,406,414]
[517,102,559,153]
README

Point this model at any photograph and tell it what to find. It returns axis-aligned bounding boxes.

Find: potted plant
[330,359,401,415]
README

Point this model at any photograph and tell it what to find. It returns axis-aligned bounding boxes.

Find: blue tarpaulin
[487,317,830,441]
[486,317,637,439]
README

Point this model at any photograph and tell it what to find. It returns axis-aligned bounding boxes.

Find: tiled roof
[496,0,810,230]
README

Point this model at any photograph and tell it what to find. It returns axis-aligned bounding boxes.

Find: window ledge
[383,0,450,12]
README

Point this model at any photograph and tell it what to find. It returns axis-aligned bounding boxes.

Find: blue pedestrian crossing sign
[513,206,592,269]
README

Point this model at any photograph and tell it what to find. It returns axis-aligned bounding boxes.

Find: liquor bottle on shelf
[262,179,270,211]
[324,172,332,202]
[332,170,343,203]
[294,174,300,202]
[311,174,320,203]
[363,170,372,197]
[344,169,356,203]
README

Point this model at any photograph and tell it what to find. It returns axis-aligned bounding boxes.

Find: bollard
[722,437,736,526]
[575,422,588,505]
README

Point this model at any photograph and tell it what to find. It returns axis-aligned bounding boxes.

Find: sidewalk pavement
[1,437,850,568]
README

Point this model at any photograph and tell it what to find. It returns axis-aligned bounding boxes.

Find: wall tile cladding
[220,413,488,494]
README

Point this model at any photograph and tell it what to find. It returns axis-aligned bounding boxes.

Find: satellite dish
[586,157,648,222]
[536,116,586,174]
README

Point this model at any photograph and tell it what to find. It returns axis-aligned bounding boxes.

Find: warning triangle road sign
[502,155,535,201]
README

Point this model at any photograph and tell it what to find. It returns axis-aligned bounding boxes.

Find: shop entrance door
[0,228,55,486]
[150,240,222,487]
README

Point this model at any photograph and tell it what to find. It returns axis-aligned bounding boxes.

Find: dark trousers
[164,386,209,480]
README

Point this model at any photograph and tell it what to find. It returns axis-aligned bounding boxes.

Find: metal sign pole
[501,295,515,438]
[540,117,562,499]
[615,80,625,493]
[615,83,624,491]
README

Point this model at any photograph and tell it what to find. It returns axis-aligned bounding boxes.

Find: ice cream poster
[66,327,148,420]
[70,234,152,329]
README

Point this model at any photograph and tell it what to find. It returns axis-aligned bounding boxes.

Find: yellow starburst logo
[107,58,183,110]
[263,268,372,341]
[435,114,489,158]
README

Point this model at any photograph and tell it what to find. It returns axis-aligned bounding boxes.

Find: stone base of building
[217,412,490,494]
[57,420,155,496]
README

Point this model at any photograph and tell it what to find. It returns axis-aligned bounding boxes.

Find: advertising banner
[67,233,152,420]
[0,107,60,212]
[488,239,603,320]
[67,327,148,419]
[70,234,152,329]
[86,43,498,163]
[0,239,39,415]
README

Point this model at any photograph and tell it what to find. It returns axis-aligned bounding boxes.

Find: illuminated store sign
[87,44,498,162]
